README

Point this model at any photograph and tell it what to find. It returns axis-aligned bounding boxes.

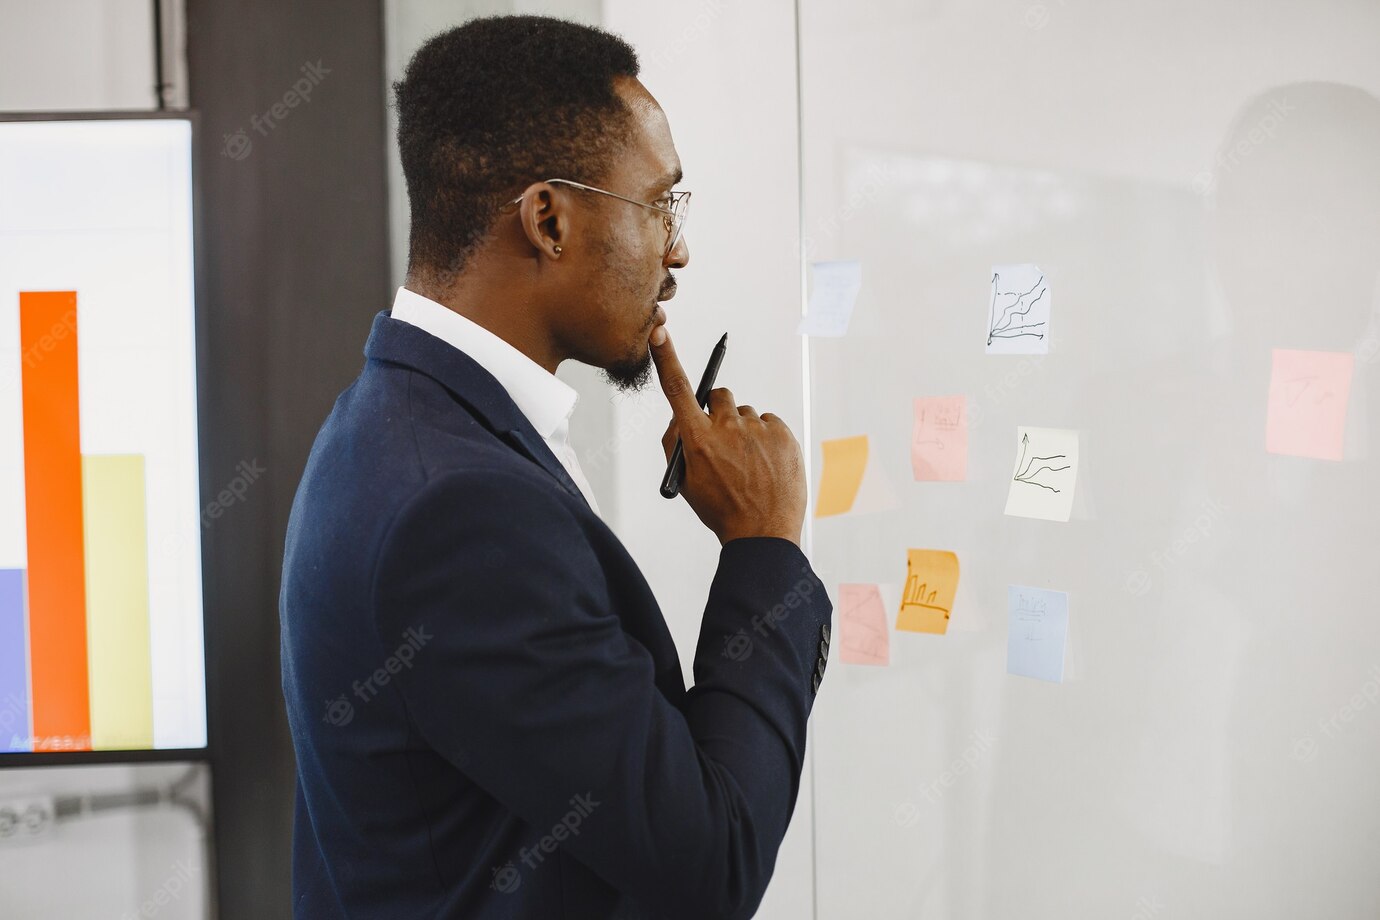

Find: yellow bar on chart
[82,454,154,750]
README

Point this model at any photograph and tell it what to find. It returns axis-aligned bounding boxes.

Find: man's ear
[517,183,568,260]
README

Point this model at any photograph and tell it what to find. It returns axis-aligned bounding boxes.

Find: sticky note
[838,583,889,666]
[799,261,862,337]
[1266,348,1354,461]
[1004,426,1079,522]
[986,264,1050,354]
[815,435,868,517]
[1006,585,1069,682]
[911,395,968,481]
[896,549,959,634]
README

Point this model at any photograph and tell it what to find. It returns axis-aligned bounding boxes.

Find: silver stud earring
[553,245,563,255]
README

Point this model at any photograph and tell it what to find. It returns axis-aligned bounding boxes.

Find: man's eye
[654,197,672,209]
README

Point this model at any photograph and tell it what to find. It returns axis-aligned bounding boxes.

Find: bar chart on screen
[0,118,207,756]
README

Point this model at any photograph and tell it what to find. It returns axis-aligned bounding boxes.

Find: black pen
[660,331,728,499]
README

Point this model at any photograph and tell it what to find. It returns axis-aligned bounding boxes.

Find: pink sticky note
[838,583,890,666]
[1266,349,1354,461]
[911,395,968,481]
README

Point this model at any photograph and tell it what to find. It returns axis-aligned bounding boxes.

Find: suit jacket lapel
[364,311,685,698]
[363,312,588,507]
[500,428,588,508]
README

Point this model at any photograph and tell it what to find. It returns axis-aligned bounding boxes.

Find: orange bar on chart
[19,291,92,751]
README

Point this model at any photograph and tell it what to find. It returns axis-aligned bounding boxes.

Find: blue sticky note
[1006,585,1069,683]
[798,261,863,337]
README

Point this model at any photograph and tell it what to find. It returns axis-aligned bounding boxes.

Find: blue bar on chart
[0,569,30,752]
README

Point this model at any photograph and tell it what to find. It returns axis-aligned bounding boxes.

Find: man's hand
[649,325,807,548]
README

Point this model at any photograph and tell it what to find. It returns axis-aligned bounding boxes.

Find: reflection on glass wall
[799,2,1380,916]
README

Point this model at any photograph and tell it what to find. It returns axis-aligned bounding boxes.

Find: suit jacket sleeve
[371,468,832,920]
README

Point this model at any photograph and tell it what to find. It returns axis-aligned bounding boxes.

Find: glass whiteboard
[799,3,1380,916]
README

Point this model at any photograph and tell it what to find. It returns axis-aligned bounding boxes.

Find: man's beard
[596,241,660,394]
[601,346,653,393]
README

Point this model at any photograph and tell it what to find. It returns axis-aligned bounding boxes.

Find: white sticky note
[799,261,862,337]
[1004,426,1079,522]
[1006,585,1068,683]
[986,264,1050,354]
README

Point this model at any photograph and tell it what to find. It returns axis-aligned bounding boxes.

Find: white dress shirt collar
[388,286,577,440]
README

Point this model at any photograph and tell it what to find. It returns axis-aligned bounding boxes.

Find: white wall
[598,3,814,917]
[0,763,212,919]
[0,0,187,112]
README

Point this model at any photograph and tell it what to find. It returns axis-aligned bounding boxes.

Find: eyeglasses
[500,178,691,258]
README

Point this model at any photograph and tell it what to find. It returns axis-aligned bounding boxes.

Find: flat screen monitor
[0,113,207,759]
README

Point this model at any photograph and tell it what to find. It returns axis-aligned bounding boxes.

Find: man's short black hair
[393,15,641,287]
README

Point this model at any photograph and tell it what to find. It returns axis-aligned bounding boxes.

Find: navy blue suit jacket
[280,313,833,919]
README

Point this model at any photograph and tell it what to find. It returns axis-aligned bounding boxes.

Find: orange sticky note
[896,549,959,635]
[838,584,890,666]
[911,395,968,481]
[815,435,869,517]
[1266,349,1354,461]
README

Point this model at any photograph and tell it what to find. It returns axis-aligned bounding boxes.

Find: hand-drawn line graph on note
[1011,431,1070,493]
[1004,426,1080,522]
[1266,349,1354,461]
[838,583,889,665]
[1284,375,1334,408]
[986,263,1050,354]
[989,269,1047,345]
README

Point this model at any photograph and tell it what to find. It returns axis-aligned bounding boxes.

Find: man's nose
[665,234,689,269]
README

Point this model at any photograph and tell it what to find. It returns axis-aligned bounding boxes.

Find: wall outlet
[0,796,56,843]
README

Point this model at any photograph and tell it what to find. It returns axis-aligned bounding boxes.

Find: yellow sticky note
[896,549,960,634]
[815,435,868,517]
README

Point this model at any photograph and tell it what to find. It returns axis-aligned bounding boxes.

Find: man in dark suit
[281,15,832,919]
